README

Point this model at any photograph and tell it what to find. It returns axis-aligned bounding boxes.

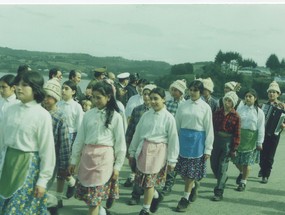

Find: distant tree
[214,50,224,64]
[214,50,242,65]
[241,58,257,68]
[280,58,285,68]
[170,63,193,75]
[266,54,280,71]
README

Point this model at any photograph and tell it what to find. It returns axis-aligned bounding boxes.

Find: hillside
[0,47,172,80]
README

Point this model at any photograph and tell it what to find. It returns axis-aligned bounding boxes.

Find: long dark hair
[244,88,259,107]
[14,71,45,103]
[63,80,77,98]
[92,81,120,128]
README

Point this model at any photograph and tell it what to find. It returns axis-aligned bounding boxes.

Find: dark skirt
[175,155,206,180]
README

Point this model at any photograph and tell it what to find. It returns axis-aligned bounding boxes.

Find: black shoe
[128,197,140,205]
[236,174,242,185]
[258,170,262,177]
[211,194,223,201]
[176,197,190,212]
[47,206,58,215]
[189,181,200,202]
[261,177,268,184]
[150,191,164,213]
[236,183,246,192]
[66,185,76,199]
[106,198,115,209]
[57,199,63,208]
[139,209,149,215]
[124,177,134,187]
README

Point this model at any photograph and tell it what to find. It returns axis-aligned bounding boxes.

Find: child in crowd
[218,81,241,110]
[128,87,179,215]
[201,77,218,113]
[57,80,84,198]
[0,71,55,214]
[125,84,157,205]
[161,79,186,196]
[211,91,240,201]
[0,74,20,121]
[234,89,265,191]
[42,79,71,211]
[81,99,92,112]
[69,81,126,215]
[175,80,214,212]
[259,81,285,184]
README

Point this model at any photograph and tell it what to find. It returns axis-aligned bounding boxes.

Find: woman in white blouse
[234,89,265,191]
[69,81,126,215]
[175,80,214,212]
[128,87,179,215]
[0,71,55,214]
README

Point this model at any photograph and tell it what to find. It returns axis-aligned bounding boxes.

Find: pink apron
[78,144,114,187]
[137,140,167,174]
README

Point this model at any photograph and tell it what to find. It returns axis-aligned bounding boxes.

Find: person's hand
[167,164,175,173]
[256,145,263,151]
[34,185,46,198]
[112,169,119,180]
[229,151,236,159]
[204,154,210,161]
[68,164,76,175]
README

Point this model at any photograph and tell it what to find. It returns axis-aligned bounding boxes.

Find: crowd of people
[0,64,284,215]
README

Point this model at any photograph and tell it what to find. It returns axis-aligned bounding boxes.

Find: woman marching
[0,71,56,214]
[234,89,265,191]
[69,81,126,215]
[174,80,214,212]
[128,87,179,215]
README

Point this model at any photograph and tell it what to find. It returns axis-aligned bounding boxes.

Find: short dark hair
[14,71,45,103]
[69,70,81,80]
[17,64,31,75]
[49,68,60,79]
[150,87,166,99]
[188,80,204,94]
[0,74,15,86]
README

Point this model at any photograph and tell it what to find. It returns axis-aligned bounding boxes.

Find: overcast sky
[0,4,284,66]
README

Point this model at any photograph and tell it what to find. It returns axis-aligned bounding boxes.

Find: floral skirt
[233,150,260,166]
[175,156,206,180]
[134,165,167,189]
[0,152,48,215]
[75,179,119,207]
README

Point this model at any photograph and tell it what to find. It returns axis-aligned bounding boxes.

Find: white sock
[183,192,190,200]
[129,173,135,180]
[153,189,159,199]
[99,206,107,215]
[241,179,247,184]
[56,192,63,200]
[142,204,150,212]
[67,176,76,187]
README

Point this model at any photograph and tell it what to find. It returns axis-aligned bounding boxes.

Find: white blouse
[0,101,55,188]
[175,98,214,155]
[57,99,84,133]
[0,94,20,121]
[128,106,179,164]
[71,108,126,171]
[237,103,265,146]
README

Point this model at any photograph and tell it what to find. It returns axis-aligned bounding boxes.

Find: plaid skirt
[175,155,206,180]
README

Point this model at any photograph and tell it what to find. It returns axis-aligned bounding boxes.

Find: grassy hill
[0,47,172,80]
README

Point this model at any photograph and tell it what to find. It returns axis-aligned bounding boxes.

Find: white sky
[0,3,285,66]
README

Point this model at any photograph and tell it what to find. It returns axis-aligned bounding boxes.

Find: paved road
[50,134,285,215]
